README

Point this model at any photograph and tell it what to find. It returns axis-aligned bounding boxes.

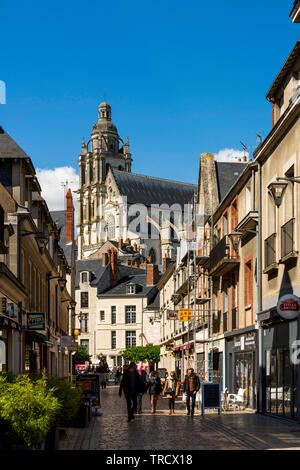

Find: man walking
[119,362,141,422]
[182,368,200,416]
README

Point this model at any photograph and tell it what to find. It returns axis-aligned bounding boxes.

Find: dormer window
[81,272,88,284]
[126,283,136,295]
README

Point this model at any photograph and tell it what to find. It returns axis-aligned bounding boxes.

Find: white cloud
[214,148,249,163]
[36,166,79,212]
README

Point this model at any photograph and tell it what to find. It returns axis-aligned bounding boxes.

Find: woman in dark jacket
[148,370,162,414]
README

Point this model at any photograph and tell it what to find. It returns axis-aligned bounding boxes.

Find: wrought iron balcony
[209,235,240,277]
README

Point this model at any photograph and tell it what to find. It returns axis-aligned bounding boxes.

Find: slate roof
[75,258,108,288]
[0,126,31,160]
[266,39,300,100]
[215,162,247,203]
[98,271,155,298]
[111,169,197,206]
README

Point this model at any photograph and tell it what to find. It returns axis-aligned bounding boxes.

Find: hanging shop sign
[166,310,178,320]
[179,309,193,322]
[26,312,45,331]
[60,336,73,348]
[277,294,300,320]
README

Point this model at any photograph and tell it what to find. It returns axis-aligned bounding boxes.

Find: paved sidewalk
[59,385,300,450]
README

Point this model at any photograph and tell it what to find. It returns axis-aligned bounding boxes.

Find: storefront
[208,338,224,388]
[0,265,26,374]
[195,343,206,382]
[225,329,257,409]
[24,330,53,372]
[259,308,298,420]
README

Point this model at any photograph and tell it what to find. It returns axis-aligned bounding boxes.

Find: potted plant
[0,374,61,450]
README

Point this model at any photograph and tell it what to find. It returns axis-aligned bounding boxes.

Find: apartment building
[255,39,300,419]
[0,126,75,376]
[75,249,160,368]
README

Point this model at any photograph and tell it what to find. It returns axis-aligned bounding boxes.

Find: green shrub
[46,376,81,427]
[0,374,61,448]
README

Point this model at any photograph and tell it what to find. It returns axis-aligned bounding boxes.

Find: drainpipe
[256,160,264,414]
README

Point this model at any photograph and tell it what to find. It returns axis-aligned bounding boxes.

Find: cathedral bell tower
[76,102,132,259]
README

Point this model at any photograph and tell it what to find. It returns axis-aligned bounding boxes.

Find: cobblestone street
[59,385,300,451]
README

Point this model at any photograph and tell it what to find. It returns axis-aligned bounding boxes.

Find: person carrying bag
[163,371,180,415]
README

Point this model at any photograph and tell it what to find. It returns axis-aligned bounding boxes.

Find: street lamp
[228,232,243,252]
[268,181,288,207]
[22,231,49,255]
[47,274,67,292]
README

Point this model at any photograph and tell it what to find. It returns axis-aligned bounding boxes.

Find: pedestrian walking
[119,362,142,422]
[136,369,148,414]
[147,370,162,414]
[115,368,121,385]
[182,368,200,416]
[163,371,180,415]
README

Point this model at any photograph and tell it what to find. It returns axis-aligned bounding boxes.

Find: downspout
[256,160,264,414]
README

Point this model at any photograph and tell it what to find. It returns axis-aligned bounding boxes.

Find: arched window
[149,248,156,264]
[107,214,115,239]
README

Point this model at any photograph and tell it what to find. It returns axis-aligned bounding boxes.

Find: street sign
[76,374,101,408]
[26,312,45,331]
[179,309,193,322]
[201,382,222,416]
[166,310,178,320]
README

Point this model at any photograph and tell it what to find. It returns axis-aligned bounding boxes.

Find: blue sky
[0,0,299,207]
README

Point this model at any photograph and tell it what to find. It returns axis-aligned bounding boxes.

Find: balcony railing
[265,233,276,269]
[281,218,296,259]
[209,235,240,277]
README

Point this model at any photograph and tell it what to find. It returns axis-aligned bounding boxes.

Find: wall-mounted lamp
[268,181,288,207]
[47,273,67,291]
[228,232,243,251]
[22,231,49,255]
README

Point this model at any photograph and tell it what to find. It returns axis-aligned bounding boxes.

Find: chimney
[118,238,123,250]
[163,256,172,273]
[102,252,108,266]
[146,264,159,286]
[110,248,118,285]
[66,188,74,243]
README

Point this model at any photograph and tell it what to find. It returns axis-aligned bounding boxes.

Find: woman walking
[163,371,180,415]
[148,370,162,414]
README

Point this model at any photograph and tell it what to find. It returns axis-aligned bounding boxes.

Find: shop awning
[25,330,53,348]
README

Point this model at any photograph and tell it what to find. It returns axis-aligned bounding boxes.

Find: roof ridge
[112,168,197,187]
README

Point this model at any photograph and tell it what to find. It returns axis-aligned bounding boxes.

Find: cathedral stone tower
[77,102,132,259]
